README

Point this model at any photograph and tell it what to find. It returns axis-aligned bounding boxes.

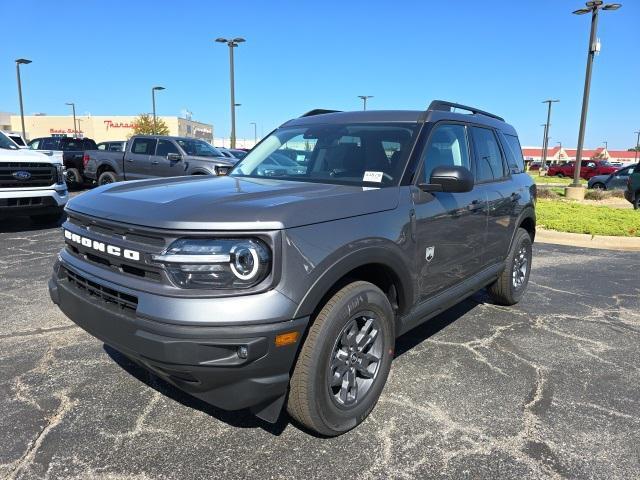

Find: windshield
[176,139,223,157]
[0,131,19,150]
[231,123,419,187]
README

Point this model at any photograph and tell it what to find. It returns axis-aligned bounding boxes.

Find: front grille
[65,212,166,282]
[0,196,56,208]
[62,267,138,313]
[0,162,56,188]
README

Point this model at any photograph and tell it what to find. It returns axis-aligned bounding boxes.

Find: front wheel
[287,281,395,436]
[65,168,82,188]
[488,228,532,306]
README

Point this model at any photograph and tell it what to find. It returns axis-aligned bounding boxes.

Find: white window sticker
[363,171,383,183]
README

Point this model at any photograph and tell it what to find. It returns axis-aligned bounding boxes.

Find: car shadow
[103,344,289,436]
[0,213,66,233]
[103,292,484,437]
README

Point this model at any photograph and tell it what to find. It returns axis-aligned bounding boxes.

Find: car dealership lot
[1,217,639,479]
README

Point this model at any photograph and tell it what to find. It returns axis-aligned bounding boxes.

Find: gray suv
[49,101,536,436]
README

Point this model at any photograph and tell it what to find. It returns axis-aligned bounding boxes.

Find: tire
[634,195,640,210]
[488,228,532,306]
[287,281,395,436]
[98,170,117,186]
[591,182,606,190]
[556,172,564,178]
[31,209,65,226]
[65,168,82,188]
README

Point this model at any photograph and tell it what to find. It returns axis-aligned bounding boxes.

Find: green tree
[628,146,640,152]
[131,113,169,136]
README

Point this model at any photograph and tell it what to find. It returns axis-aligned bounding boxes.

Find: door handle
[151,161,159,165]
[126,158,134,162]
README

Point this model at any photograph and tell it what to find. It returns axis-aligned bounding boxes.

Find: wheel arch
[513,207,536,246]
[293,247,414,329]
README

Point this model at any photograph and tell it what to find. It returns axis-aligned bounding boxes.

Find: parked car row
[27,136,98,188]
[587,163,638,191]
[84,135,237,185]
[546,160,618,180]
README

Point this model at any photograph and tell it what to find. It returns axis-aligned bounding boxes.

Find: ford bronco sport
[49,101,536,436]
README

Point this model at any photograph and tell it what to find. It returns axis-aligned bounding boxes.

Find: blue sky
[2,0,638,148]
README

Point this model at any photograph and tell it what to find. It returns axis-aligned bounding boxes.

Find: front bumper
[49,260,309,421]
[0,185,68,217]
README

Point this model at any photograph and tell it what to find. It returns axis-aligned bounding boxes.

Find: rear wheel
[98,170,117,186]
[287,281,395,436]
[488,228,532,306]
[556,172,564,178]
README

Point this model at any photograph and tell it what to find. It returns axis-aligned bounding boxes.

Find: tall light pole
[569,1,622,193]
[556,141,563,163]
[602,140,608,150]
[152,86,165,134]
[539,124,548,170]
[65,102,77,137]
[250,122,257,145]
[540,99,559,172]
[216,37,245,149]
[15,58,32,141]
[634,130,640,163]
[358,95,373,111]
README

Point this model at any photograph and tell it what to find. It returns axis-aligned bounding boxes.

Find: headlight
[55,165,65,184]
[152,238,271,289]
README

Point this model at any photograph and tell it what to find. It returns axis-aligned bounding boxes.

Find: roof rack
[299,109,342,118]
[428,100,504,122]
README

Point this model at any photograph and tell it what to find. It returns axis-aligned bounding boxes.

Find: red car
[547,160,618,180]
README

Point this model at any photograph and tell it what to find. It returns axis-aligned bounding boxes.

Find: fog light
[237,346,248,359]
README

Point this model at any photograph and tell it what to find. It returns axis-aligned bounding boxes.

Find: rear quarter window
[501,133,525,174]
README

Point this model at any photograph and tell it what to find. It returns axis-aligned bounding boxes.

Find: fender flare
[189,169,212,175]
[293,246,414,320]
[509,205,536,250]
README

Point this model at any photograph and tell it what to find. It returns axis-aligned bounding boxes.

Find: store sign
[50,128,83,134]
[104,120,137,129]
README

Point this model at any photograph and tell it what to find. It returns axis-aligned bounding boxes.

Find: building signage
[104,120,137,129]
[50,128,83,134]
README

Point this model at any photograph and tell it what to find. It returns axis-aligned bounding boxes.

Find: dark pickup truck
[28,136,98,188]
[84,135,237,185]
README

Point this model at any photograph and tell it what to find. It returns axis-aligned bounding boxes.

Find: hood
[0,148,60,164]
[67,175,399,230]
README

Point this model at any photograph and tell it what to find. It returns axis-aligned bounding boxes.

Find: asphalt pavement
[1,212,639,479]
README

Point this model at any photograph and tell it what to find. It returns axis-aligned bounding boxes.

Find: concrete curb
[536,228,640,252]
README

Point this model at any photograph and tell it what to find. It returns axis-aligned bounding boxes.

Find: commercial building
[3,114,213,143]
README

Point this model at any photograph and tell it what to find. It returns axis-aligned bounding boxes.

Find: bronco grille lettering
[64,229,140,261]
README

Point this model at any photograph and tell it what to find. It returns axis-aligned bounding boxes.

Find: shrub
[537,187,559,199]
[584,189,607,201]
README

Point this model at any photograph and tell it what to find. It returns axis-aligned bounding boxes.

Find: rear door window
[40,138,61,150]
[470,127,507,182]
[155,140,180,157]
[131,138,157,155]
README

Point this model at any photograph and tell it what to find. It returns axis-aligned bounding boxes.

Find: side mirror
[419,165,474,193]
[167,153,182,161]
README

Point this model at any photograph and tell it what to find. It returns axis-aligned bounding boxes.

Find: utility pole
[65,102,77,137]
[540,100,559,173]
[250,122,257,145]
[569,1,622,196]
[15,58,32,141]
[152,86,165,134]
[634,130,640,163]
[358,95,373,111]
[216,37,245,149]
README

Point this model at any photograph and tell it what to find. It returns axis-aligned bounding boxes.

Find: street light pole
[541,99,559,172]
[15,58,32,141]
[634,130,640,163]
[358,95,373,111]
[152,86,165,134]
[216,37,245,149]
[570,1,622,191]
[65,102,77,137]
[250,122,257,145]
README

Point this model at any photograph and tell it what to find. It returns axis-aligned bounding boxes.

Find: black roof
[283,100,517,136]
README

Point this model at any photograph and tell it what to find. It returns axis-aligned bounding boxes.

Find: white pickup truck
[0,131,68,224]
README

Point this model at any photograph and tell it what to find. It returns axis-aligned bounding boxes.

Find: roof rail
[428,100,504,122]
[299,109,342,118]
